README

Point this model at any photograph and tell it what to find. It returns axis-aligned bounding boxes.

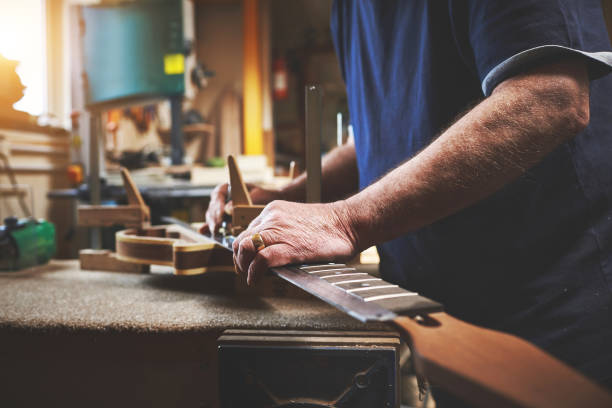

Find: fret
[347,284,398,293]
[336,280,397,291]
[330,277,382,286]
[299,263,346,272]
[347,286,414,301]
[272,265,444,320]
[308,268,358,277]
[320,272,368,282]
[364,292,417,302]
[286,263,443,318]
[325,275,378,285]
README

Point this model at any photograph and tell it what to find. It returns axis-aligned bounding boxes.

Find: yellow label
[164,53,185,75]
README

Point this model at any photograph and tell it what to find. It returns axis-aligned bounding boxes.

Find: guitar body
[393,313,612,408]
[116,225,234,275]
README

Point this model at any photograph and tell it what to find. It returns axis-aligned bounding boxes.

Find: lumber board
[78,205,147,228]
[79,249,149,273]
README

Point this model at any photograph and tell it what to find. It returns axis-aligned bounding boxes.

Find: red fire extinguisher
[273,57,288,100]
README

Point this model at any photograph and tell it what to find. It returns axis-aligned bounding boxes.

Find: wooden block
[77,205,147,228]
[79,249,149,273]
[232,205,265,228]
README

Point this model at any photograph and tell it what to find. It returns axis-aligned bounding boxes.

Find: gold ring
[251,233,266,251]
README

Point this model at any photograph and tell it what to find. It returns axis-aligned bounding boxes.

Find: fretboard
[272,263,443,322]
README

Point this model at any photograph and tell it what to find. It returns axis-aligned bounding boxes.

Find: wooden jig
[77,167,150,228]
[116,224,233,275]
[227,155,265,230]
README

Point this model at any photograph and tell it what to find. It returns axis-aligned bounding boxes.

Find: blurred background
[0,0,350,257]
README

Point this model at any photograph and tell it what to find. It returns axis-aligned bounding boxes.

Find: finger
[225,201,234,215]
[247,245,294,286]
[246,212,265,231]
[207,183,229,233]
[232,228,251,274]
[244,201,274,231]
[236,236,257,277]
[205,211,216,236]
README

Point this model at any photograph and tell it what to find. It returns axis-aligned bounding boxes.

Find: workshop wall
[192,1,244,158]
[270,0,347,168]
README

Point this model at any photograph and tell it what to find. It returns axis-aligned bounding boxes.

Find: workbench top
[0,260,389,407]
[0,260,376,334]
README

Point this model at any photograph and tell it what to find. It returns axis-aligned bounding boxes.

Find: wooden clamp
[78,168,151,273]
[77,167,151,228]
[227,155,265,230]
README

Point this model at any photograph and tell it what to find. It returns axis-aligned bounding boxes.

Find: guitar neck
[272,264,612,408]
[272,263,443,321]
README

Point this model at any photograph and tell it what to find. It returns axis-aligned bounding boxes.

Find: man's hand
[232,200,359,285]
[201,183,283,234]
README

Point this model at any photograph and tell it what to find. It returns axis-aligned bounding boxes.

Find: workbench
[0,260,386,407]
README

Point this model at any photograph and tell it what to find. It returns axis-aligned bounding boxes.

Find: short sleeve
[459,0,612,96]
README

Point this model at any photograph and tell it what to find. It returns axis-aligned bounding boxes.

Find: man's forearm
[279,141,359,203]
[341,59,590,250]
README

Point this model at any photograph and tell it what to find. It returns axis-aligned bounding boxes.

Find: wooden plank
[78,205,146,228]
[79,249,149,273]
[10,144,69,156]
[0,186,28,196]
[0,164,67,173]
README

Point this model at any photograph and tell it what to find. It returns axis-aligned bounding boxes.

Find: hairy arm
[234,58,590,283]
[341,59,590,249]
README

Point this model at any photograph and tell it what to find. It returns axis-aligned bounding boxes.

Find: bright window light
[0,0,46,116]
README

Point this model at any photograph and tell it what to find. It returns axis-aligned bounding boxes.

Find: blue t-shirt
[331,0,612,386]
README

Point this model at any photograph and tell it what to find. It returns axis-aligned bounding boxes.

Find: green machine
[0,217,56,271]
